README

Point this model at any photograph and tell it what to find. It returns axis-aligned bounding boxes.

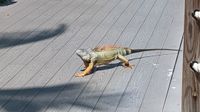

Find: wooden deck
[0,0,183,112]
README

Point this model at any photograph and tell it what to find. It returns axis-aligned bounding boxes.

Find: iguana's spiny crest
[76,45,121,61]
[92,44,120,51]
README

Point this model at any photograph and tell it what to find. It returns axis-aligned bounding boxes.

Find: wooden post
[183,0,200,112]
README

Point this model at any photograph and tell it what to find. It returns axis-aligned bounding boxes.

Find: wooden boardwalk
[0,0,183,112]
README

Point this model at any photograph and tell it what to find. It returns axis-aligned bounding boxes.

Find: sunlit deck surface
[0,0,183,112]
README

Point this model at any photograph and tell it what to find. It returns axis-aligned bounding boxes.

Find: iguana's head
[76,49,91,61]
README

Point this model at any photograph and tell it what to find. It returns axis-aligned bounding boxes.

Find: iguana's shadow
[0,82,125,112]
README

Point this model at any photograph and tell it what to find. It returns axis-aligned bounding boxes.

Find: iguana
[75,44,177,77]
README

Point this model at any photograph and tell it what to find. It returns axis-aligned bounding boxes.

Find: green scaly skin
[75,46,178,77]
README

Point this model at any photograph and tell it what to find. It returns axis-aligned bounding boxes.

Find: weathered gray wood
[68,0,176,111]
[0,0,124,111]
[0,0,37,18]
[41,0,141,111]
[0,0,78,88]
[114,0,183,112]
[0,0,75,71]
[137,0,183,111]
[162,7,184,110]
[0,0,74,60]
[138,54,178,112]
[0,0,101,111]
[0,0,73,57]
[163,45,183,112]
[67,0,150,111]
[0,0,184,112]
[94,0,183,111]
[0,0,51,31]
[36,0,149,111]
[25,0,130,111]
[0,0,94,90]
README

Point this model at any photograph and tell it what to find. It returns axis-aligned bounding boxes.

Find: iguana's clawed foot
[75,72,86,77]
[122,63,134,69]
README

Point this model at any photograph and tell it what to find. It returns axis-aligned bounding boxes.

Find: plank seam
[0,0,78,89]
[12,0,100,111]
[39,0,125,111]
[0,0,97,110]
[138,17,174,112]
[90,0,148,111]
[19,0,121,111]
[113,0,171,111]
[161,35,183,112]
[1,0,52,32]
[0,0,75,77]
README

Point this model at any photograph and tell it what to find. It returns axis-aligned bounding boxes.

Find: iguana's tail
[124,48,179,55]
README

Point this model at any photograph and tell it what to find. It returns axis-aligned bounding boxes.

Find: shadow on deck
[0,82,123,112]
[0,24,67,49]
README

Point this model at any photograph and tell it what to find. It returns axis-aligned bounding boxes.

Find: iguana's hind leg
[75,62,94,77]
[117,54,133,69]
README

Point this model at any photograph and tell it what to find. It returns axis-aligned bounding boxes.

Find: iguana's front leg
[81,61,89,71]
[117,54,134,69]
[84,61,89,68]
[75,62,94,77]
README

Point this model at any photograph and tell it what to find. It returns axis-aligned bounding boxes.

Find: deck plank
[68,0,176,111]
[0,0,101,111]
[68,0,167,111]
[137,0,183,111]
[138,0,184,111]
[162,1,184,111]
[92,0,179,110]
[0,0,75,73]
[0,0,124,111]
[44,0,140,111]
[0,0,184,112]
[0,0,81,88]
[163,45,183,112]
[0,0,75,57]
[0,0,52,31]
[67,0,149,112]
[115,0,183,111]
[0,0,38,18]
